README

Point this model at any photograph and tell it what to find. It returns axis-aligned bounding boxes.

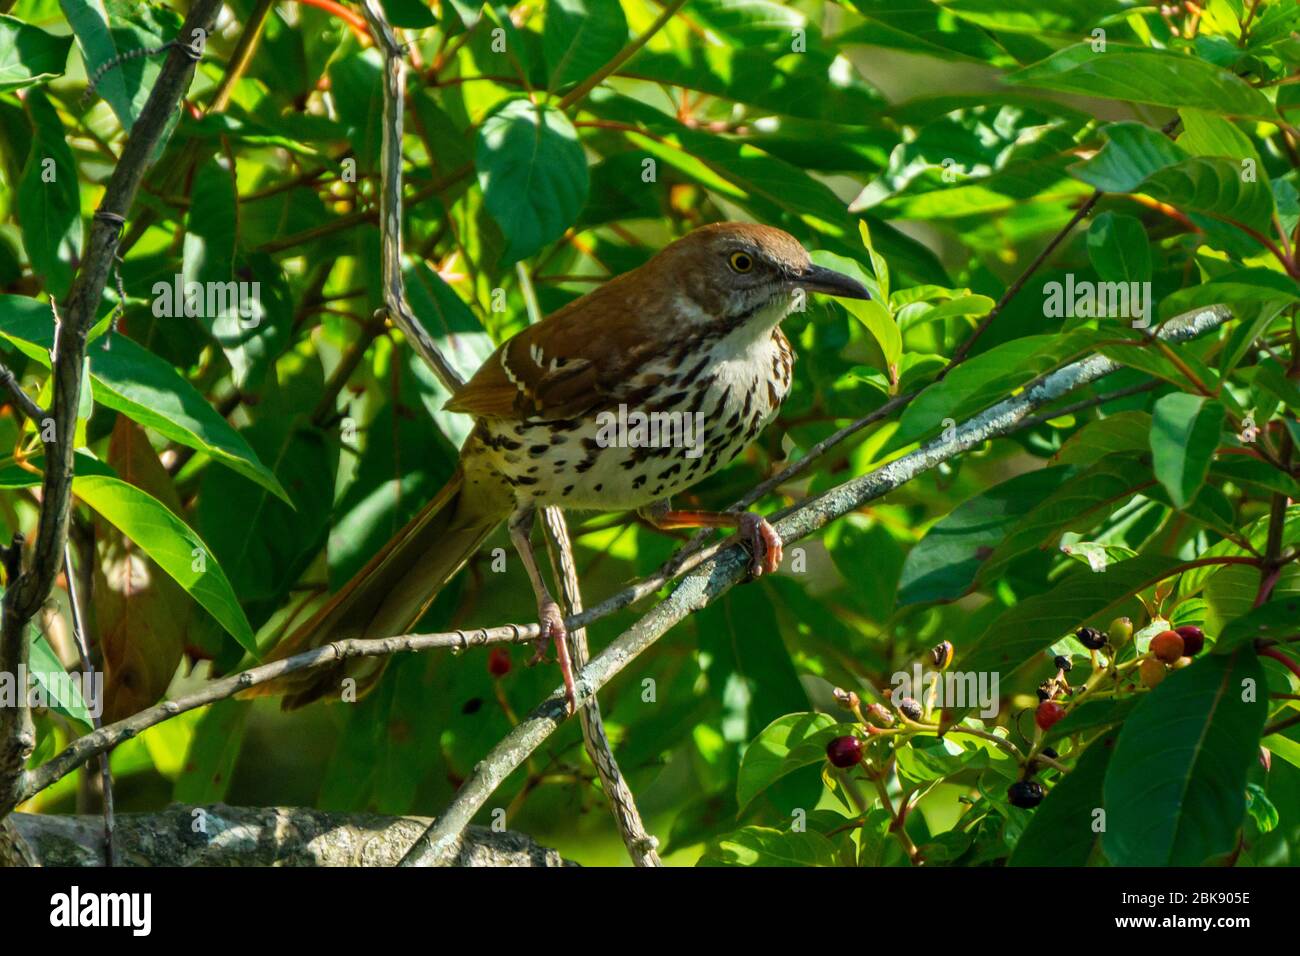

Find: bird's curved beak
[797,265,871,300]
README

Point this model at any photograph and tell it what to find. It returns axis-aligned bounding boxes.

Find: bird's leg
[508,508,577,714]
[640,500,783,577]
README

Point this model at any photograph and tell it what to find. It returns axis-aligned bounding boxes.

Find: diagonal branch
[541,507,662,867]
[359,0,466,395]
[0,361,46,423]
[397,304,1234,866]
[0,0,224,822]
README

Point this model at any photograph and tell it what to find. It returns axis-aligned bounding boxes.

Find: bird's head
[654,222,871,331]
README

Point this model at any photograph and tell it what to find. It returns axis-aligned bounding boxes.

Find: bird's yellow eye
[728,251,753,273]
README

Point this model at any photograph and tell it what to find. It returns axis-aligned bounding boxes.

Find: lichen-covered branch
[0,805,572,867]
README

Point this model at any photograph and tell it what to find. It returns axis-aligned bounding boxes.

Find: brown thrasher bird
[264,222,869,709]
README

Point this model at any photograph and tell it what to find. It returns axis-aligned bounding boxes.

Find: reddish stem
[1261,647,1300,683]
[298,0,369,36]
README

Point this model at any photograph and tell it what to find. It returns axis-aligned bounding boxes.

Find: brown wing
[445,270,662,421]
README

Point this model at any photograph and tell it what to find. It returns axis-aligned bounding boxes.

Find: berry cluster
[822,618,1214,831]
[1010,617,1209,810]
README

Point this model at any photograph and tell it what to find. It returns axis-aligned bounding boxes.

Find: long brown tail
[254,466,512,709]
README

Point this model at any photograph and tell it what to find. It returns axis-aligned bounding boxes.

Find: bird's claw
[526,600,565,665]
[528,600,577,715]
[737,513,783,578]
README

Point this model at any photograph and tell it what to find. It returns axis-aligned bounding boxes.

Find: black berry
[1175,625,1205,656]
[1054,654,1072,672]
[898,697,923,721]
[826,735,863,768]
[1041,746,1058,759]
[1008,780,1045,809]
[1076,626,1106,650]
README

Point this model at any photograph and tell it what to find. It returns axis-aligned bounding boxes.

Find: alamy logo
[50,886,151,936]
[594,404,707,458]
[891,663,1000,718]
[1043,275,1152,328]
[0,664,102,719]
[152,273,262,325]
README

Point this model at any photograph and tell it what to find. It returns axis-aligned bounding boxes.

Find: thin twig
[14,622,549,806]
[359,0,466,395]
[0,361,47,423]
[63,543,114,867]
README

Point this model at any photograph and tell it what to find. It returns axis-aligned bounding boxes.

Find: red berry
[1150,630,1184,664]
[826,735,864,768]
[487,647,512,677]
[1175,625,1205,656]
[1035,700,1066,731]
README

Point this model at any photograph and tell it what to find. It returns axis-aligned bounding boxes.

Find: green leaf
[841,298,901,381]
[543,0,627,92]
[326,42,384,170]
[172,700,250,803]
[1246,782,1279,834]
[476,99,589,263]
[196,353,337,631]
[1218,597,1300,652]
[1087,212,1151,284]
[698,826,841,866]
[381,0,438,29]
[184,156,285,391]
[17,86,81,297]
[893,332,1094,447]
[0,14,73,91]
[736,712,839,812]
[1009,733,1116,866]
[899,466,1074,605]
[0,294,288,503]
[978,455,1155,585]
[1178,108,1262,169]
[60,0,179,131]
[0,456,256,654]
[75,474,256,656]
[1149,393,1225,509]
[0,594,94,726]
[1071,122,1187,193]
[1141,157,1276,234]
[857,219,890,301]
[1210,455,1300,499]
[1103,649,1268,866]
[1009,45,1276,120]
[1053,410,1152,465]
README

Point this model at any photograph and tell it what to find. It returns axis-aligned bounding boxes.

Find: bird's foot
[527,599,577,715]
[737,512,783,578]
